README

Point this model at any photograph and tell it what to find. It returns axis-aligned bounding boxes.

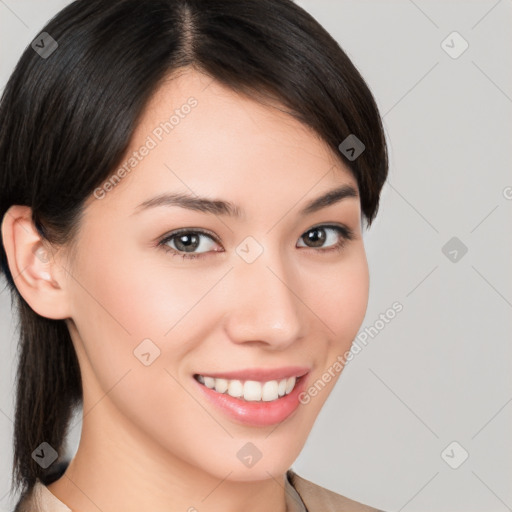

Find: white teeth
[227,379,243,398]
[285,377,296,394]
[196,374,299,402]
[277,378,287,397]
[214,378,229,394]
[262,380,279,401]
[204,376,215,389]
[243,381,262,401]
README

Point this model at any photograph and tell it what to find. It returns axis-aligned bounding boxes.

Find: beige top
[15,469,384,512]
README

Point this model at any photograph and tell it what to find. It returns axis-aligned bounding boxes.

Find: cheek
[67,233,226,406]
[67,244,216,455]
[304,247,369,406]
[311,245,370,347]
[65,239,172,390]
[70,228,211,345]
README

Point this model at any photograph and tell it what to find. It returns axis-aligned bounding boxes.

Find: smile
[192,367,310,427]
[194,374,299,402]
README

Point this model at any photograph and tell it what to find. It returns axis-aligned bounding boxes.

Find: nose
[222,245,307,350]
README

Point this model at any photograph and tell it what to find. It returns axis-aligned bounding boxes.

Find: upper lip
[194,366,310,381]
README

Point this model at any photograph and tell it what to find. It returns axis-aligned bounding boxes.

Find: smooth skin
[2,67,369,512]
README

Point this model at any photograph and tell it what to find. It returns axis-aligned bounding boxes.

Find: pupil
[307,228,325,247]
[177,233,198,251]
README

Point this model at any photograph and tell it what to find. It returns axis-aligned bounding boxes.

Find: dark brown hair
[0,0,388,500]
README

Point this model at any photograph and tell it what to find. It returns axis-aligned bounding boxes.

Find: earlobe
[1,205,71,320]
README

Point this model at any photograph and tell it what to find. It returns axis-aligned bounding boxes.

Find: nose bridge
[224,239,305,347]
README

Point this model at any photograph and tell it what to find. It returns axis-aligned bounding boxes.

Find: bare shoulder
[288,470,386,512]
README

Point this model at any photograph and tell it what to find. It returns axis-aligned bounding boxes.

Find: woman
[0,0,388,510]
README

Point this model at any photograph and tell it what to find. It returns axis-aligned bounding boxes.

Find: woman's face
[61,68,369,481]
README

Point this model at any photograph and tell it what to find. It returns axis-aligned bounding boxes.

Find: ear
[1,205,72,319]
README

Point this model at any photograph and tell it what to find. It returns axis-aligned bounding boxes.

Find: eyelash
[157,224,355,261]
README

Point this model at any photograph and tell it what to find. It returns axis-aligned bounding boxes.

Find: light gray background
[1,1,511,511]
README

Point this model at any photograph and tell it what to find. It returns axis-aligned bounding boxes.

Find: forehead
[85,67,358,217]
[142,68,343,159]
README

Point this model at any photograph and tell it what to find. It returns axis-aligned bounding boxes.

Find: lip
[193,367,310,427]
[195,366,310,381]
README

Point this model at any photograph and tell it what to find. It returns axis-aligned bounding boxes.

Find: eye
[158,229,221,260]
[297,224,354,254]
[158,224,355,261]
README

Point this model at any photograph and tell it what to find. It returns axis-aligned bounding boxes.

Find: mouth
[193,373,303,402]
[192,367,310,427]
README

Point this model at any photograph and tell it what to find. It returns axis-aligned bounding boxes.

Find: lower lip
[194,375,309,427]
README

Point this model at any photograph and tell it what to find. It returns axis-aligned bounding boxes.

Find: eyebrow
[132,183,358,218]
